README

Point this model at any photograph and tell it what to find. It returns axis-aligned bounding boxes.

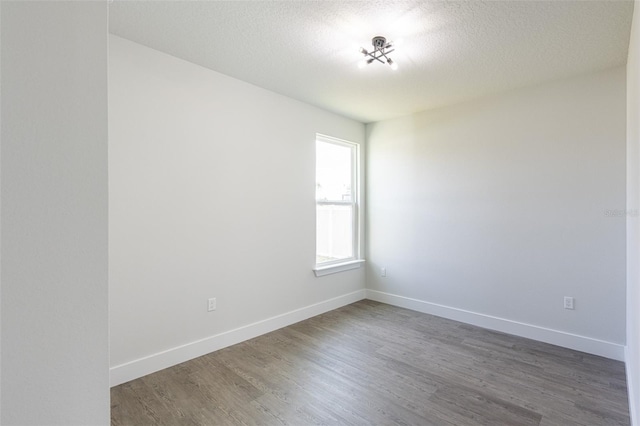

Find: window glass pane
[316,141,352,202]
[316,204,353,263]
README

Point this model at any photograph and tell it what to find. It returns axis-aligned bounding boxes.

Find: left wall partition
[1,2,110,424]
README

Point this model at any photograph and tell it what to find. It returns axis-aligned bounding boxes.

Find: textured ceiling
[109,1,634,123]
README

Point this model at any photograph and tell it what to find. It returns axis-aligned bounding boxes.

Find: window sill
[313,259,366,277]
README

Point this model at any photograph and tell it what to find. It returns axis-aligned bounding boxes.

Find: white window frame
[313,134,365,277]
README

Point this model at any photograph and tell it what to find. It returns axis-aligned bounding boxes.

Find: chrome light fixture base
[359,36,397,70]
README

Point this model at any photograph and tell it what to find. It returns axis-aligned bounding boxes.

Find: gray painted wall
[626,2,640,424]
[109,36,365,377]
[1,2,109,424]
[366,67,626,352]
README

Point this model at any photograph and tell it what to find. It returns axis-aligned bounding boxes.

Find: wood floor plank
[111,300,630,425]
[428,383,543,426]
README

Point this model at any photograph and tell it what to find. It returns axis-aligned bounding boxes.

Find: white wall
[1,2,3,420]
[366,67,627,359]
[109,36,365,384]
[626,2,639,424]
[1,2,109,424]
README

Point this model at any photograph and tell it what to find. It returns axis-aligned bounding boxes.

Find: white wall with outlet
[109,36,365,383]
[366,67,627,357]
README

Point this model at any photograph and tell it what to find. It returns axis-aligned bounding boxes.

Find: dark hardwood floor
[111,300,630,425]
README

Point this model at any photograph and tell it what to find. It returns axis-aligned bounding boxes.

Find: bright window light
[316,135,359,266]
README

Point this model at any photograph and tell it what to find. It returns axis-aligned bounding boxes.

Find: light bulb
[389,59,398,70]
[358,59,367,69]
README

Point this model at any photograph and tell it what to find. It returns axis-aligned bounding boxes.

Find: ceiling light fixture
[358,36,397,70]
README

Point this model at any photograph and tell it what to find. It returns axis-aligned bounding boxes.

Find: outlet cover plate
[563,296,574,310]
[208,297,217,312]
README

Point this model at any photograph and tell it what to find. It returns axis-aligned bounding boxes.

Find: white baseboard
[626,346,639,426]
[366,289,625,361]
[111,288,625,387]
[110,289,367,387]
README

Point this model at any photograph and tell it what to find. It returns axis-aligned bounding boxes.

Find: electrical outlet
[381,267,386,277]
[563,296,574,310]
[208,297,217,312]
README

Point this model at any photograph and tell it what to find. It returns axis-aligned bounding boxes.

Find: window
[314,134,363,276]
